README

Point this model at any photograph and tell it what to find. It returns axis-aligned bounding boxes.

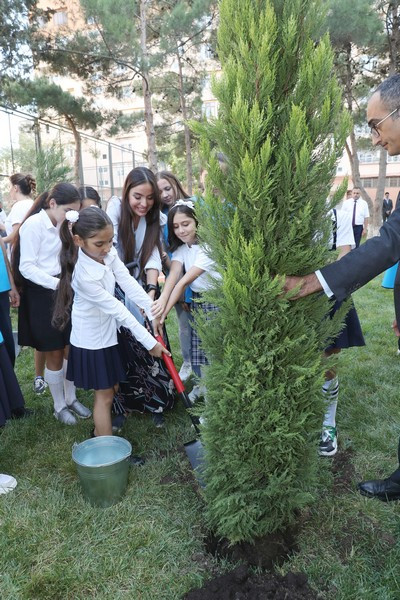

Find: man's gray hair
[375,74,400,116]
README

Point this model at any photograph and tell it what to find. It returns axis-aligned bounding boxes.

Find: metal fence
[0,106,147,207]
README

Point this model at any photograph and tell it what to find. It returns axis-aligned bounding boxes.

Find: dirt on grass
[182,524,321,599]
[331,447,356,495]
[204,526,299,570]
[183,564,319,600]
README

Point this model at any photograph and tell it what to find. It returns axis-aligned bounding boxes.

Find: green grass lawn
[2,276,400,599]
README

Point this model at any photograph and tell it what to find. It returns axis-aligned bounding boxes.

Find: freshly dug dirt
[183,564,319,599]
[205,526,299,570]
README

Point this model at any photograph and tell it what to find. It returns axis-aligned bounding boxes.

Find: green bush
[193,0,350,542]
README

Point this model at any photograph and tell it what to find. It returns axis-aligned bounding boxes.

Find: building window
[98,166,108,174]
[360,178,376,188]
[53,11,68,26]
[102,153,107,160]
[202,101,218,118]
[99,180,109,186]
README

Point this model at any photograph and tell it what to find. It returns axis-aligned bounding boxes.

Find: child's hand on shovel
[149,342,171,359]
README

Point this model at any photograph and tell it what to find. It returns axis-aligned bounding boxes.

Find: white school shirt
[329,209,355,248]
[5,199,34,235]
[19,209,62,290]
[316,209,356,297]
[70,246,156,351]
[106,196,164,278]
[341,197,370,226]
[171,243,221,293]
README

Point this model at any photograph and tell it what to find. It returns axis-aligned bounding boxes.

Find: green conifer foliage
[192,0,350,542]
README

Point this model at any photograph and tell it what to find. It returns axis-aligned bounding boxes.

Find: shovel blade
[184,439,206,488]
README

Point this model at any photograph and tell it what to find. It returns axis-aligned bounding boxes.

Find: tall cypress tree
[193,0,350,543]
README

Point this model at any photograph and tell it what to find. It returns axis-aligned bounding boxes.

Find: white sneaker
[188,384,206,403]
[54,407,78,425]
[178,361,192,382]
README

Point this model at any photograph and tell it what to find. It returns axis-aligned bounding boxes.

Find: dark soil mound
[183,564,319,599]
[205,526,299,570]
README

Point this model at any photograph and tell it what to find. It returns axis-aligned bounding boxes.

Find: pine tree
[192,0,350,543]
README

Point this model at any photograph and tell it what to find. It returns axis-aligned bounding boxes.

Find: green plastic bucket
[72,436,132,507]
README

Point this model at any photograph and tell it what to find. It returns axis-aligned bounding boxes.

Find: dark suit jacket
[383,198,393,214]
[319,210,400,301]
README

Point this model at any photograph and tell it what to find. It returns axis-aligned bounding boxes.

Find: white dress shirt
[171,243,221,292]
[19,209,62,290]
[70,246,157,351]
[317,209,356,297]
[341,198,370,226]
[5,199,34,235]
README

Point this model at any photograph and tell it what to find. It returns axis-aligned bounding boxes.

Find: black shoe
[129,454,145,466]
[11,408,34,420]
[358,477,400,501]
[151,412,165,428]
[112,413,126,433]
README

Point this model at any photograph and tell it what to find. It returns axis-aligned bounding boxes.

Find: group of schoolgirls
[3,167,219,467]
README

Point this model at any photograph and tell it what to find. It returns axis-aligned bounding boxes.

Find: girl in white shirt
[154,200,220,401]
[4,173,35,247]
[106,167,174,427]
[53,207,169,441]
[14,183,88,425]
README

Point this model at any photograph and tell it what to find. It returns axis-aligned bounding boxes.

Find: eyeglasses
[370,107,400,138]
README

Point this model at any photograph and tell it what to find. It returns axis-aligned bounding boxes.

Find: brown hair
[53,207,113,330]
[118,167,161,278]
[10,173,36,196]
[167,203,198,253]
[156,171,190,204]
[11,183,80,290]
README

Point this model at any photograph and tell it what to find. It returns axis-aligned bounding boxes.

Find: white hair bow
[65,210,80,223]
[175,199,195,210]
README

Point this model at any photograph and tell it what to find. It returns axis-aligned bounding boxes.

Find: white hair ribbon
[174,199,195,210]
[65,210,80,223]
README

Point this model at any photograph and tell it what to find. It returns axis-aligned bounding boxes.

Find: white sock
[322,376,339,428]
[63,359,76,406]
[45,367,67,413]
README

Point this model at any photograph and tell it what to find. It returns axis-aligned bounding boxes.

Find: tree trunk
[388,1,400,74]
[140,0,158,173]
[176,48,193,194]
[372,148,388,235]
[64,114,82,185]
[343,42,375,234]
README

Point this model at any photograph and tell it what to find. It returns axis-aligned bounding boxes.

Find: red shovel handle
[156,335,185,394]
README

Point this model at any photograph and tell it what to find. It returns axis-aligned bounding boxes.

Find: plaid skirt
[191,291,219,366]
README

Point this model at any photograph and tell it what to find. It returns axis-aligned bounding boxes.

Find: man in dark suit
[284,73,400,502]
[382,192,393,223]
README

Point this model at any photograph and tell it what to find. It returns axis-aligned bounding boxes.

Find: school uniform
[18,209,70,351]
[5,199,33,236]
[67,246,157,391]
[326,209,365,351]
[107,199,175,416]
[0,330,25,427]
[0,250,15,365]
[171,243,221,366]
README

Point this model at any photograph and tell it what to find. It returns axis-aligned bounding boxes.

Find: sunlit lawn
[2,276,400,599]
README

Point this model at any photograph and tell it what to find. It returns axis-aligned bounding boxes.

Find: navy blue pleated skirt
[325,298,365,351]
[67,344,125,391]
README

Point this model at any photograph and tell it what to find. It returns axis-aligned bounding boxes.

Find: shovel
[155,334,206,487]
